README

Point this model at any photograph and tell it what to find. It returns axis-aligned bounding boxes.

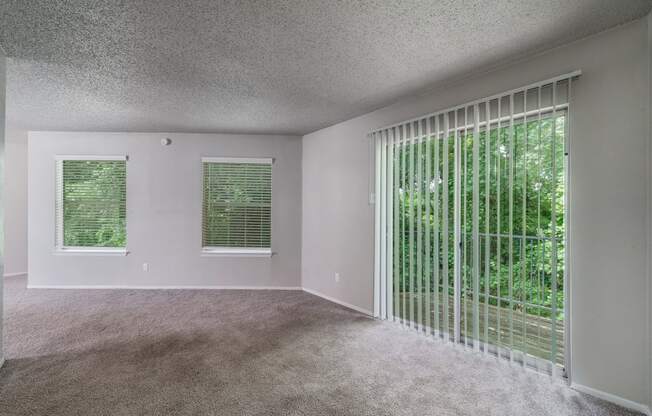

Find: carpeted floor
[0,275,641,416]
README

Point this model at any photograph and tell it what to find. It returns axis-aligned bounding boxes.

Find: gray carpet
[0,275,640,416]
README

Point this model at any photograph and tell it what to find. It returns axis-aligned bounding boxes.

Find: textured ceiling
[1,0,651,135]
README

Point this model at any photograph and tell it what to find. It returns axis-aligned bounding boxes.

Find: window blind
[372,72,579,376]
[202,158,272,253]
[55,156,127,249]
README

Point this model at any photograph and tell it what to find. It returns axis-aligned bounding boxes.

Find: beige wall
[302,19,651,409]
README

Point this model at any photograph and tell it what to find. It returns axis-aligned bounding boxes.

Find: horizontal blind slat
[57,159,127,248]
[202,161,272,249]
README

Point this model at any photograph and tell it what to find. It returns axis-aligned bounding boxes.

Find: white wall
[4,128,27,275]
[29,132,302,288]
[302,19,651,410]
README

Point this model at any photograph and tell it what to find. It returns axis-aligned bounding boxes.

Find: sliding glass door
[374,77,573,375]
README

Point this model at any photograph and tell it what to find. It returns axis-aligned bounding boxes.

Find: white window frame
[54,155,129,256]
[201,156,273,257]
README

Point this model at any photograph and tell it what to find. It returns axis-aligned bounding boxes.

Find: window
[373,73,577,376]
[55,155,127,254]
[202,157,272,256]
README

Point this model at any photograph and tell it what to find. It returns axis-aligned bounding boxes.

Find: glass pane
[391,111,566,368]
[62,160,127,248]
[202,162,272,248]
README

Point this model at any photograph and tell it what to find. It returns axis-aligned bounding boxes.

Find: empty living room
[1,1,652,415]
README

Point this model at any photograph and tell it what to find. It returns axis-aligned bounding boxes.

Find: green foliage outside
[62,160,127,247]
[202,163,272,248]
[394,115,565,324]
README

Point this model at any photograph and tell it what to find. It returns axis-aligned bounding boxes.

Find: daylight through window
[202,157,272,255]
[55,156,127,252]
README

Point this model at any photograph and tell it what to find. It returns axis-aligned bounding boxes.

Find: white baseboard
[4,272,27,277]
[27,284,303,290]
[26,284,372,316]
[302,287,373,316]
[571,383,651,415]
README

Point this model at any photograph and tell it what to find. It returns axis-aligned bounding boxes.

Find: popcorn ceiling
[0,0,649,135]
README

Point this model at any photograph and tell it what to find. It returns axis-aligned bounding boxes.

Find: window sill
[201,248,273,258]
[54,248,129,256]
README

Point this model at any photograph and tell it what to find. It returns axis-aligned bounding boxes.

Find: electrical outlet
[143,263,149,272]
[335,272,340,283]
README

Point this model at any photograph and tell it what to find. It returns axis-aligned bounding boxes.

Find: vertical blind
[55,156,127,249]
[202,157,272,250]
[372,72,578,376]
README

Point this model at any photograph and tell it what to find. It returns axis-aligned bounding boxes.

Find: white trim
[4,272,27,277]
[564,81,573,382]
[302,287,373,316]
[54,248,128,256]
[0,358,4,370]
[571,383,651,416]
[55,155,127,161]
[201,247,272,257]
[201,157,273,165]
[27,284,302,290]
[54,156,128,251]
